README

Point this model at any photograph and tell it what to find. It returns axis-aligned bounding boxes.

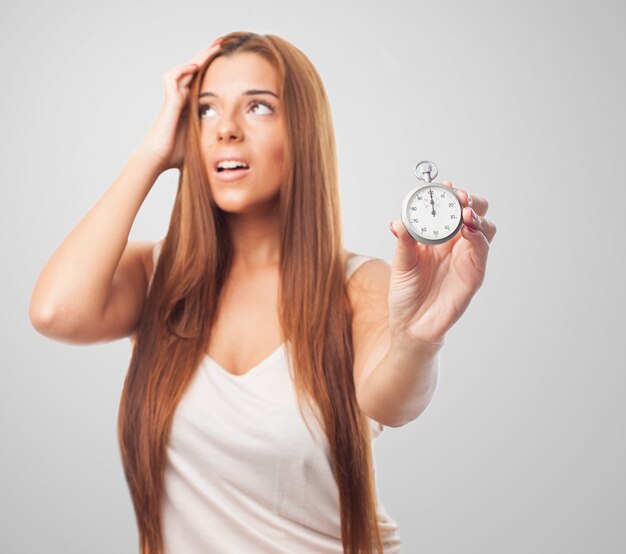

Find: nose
[216,109,243,143]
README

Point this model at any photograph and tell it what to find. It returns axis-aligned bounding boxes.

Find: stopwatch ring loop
[414,161,438,182]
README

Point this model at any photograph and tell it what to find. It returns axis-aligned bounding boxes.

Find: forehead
[200,52,279,93]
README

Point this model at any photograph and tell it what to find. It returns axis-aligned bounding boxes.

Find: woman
[29,32,496,553]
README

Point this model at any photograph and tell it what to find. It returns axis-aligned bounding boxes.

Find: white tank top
[145,241,402,553]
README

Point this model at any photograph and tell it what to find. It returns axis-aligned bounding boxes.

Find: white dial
[401,183,462,245]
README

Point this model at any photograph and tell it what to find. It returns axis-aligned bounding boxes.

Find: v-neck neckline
[203,343,286,380]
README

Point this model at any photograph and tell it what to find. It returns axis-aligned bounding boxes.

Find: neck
[225,206,281,270]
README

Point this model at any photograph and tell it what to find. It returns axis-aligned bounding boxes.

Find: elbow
[28,297,57,335]
[28,276,59,334]
[28,296,74,339]
[27,300,101,344]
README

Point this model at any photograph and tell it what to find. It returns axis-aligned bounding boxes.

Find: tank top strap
[345,251,377,281]
[152,238,164,267]
[147,238,165,295]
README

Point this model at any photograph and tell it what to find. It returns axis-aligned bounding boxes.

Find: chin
[214,194,280,216]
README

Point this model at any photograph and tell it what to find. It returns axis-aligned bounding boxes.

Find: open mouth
[215,161,250,173]
[213,162,251,182]
[217,167,249,173]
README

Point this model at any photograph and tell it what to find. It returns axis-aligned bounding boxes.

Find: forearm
[358,337,443,428]
[29,149,162,326]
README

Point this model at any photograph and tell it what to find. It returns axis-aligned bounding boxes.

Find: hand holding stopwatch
[401,161,463,245]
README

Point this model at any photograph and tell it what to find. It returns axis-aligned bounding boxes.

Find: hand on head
[135,38,223,173]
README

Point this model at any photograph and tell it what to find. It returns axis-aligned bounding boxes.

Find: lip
[212,167,251,182]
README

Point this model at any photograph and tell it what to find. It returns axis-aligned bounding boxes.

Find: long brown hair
[118,32,383,554]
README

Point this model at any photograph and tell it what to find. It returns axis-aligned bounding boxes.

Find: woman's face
[198,52,286,215]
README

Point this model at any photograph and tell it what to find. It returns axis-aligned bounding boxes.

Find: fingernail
[467,193,473,207]
[470,208,478,221]
[389,221,399,238]
[466,225,477,233]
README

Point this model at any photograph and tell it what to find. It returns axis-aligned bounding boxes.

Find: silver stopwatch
[401,161,463,245]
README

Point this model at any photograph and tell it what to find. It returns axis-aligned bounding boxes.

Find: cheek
[198,135,211,167]
[269,132,286,169]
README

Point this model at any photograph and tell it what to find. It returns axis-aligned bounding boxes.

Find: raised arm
[28,39,223,345]
[28,151,161,344]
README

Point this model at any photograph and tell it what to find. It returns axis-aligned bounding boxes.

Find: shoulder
[344,250,392,408]
[345,249,391,307]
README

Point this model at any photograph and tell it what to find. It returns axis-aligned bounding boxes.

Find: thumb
[389,220,420,272]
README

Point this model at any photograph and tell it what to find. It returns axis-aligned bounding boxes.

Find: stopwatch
[401,161,463,245]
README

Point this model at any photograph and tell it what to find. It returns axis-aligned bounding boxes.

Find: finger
[189,38,222,66]
[462,208,498,244]
[463,206,479,230]
[470,215,497,244]
[191,38,221,59]
[441,179,470,210]
[389,219,423,272]
[461,191,488,216]
[164,64,199,100]
[441,180,489,217]
[457,199,492,263]
[178,69,197,95]
[460,222,490,267]
[176,64,198,92]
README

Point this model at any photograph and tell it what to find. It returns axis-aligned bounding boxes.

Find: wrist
[130,147,167,176]
[390,333,445,358]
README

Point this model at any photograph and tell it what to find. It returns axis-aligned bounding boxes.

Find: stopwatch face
[401,183,463,245]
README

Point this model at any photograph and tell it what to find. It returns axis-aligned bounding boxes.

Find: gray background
[2,0,624,552]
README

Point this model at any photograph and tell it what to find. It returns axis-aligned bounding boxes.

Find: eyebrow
[198,89,279,99]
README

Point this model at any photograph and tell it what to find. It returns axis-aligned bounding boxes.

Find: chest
[205,255,362,377]
[206,266,283,376]
[165,354,342,534]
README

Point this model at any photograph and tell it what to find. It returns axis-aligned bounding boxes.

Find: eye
[198,100,275,120]
[250,100,274,115]
[198,104,216,119]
